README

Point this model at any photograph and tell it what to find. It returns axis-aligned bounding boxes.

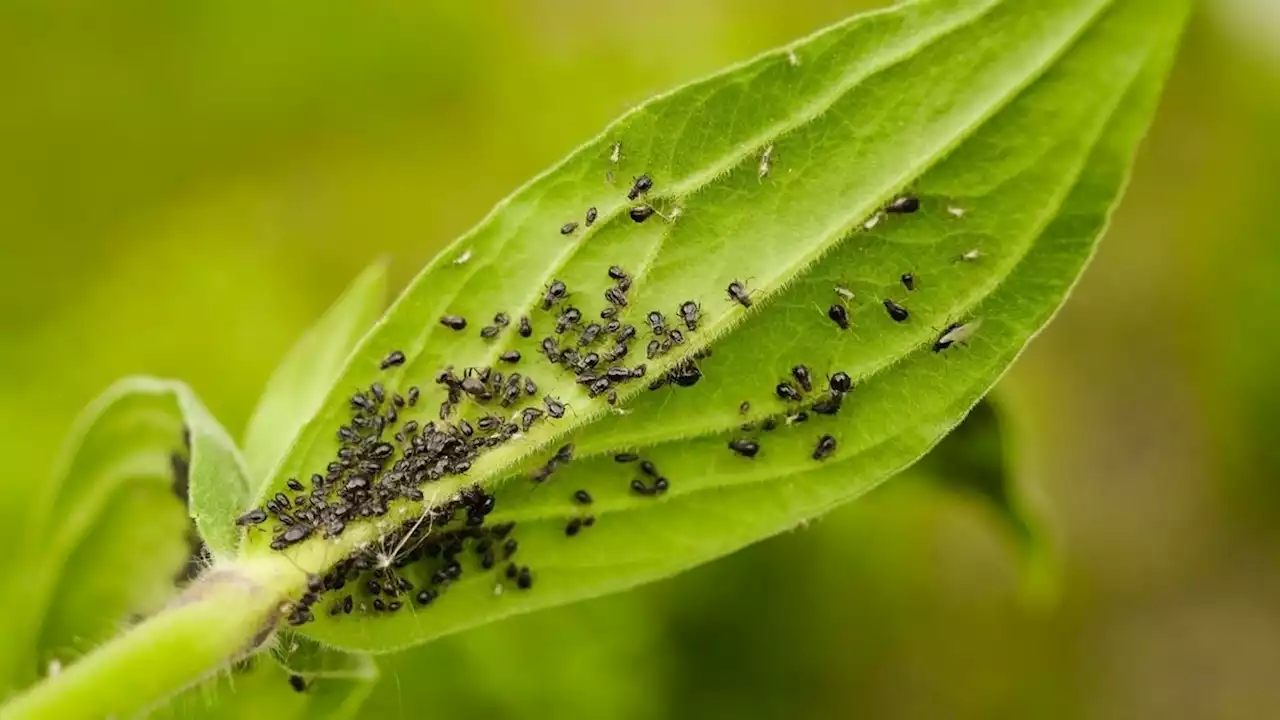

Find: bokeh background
[2,1,1278,718]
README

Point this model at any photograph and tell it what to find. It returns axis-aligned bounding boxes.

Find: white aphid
[453,249,472,265]
[934,318,983,351]
[759,144,774,180]
[834,285,855,302]
[493,583,505,597]
[863,213,882,230]
[787,48,800,67]
[669,206,683,221]
[610,142,621,164]
[47,659,62,678]
[947,206,966,218]
[959,248,981,262]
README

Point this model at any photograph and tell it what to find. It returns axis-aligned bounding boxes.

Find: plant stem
[0,556,300,720]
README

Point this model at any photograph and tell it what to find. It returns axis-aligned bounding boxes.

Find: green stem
[0,556,300,720]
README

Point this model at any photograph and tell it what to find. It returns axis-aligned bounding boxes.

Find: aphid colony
[245,171,975,630]
[725,365,852,460]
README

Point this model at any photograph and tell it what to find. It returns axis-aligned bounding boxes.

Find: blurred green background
[2,1,1278,718]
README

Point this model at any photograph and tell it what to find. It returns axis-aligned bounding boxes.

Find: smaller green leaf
[242,262,388,488]
[910,397,1056,602]
[0,377,244,698]
[170,381,255,558]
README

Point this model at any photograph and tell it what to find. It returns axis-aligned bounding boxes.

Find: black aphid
[646,311,666,335]
[289,675,306,693]
[441,314,467,331]
[574,489,593,505]
[653,477,669,494]
[380,350,406,370]
[615,275,632,292]
[629,205,656,223]
[761,417,778,431]
[668,329,685,345]
[739,401,750,414]
[627,174,653,200]
[668,360,702,387]
[776,382,802,402]
[516,566,534,590]
[813,434,837,460]
[886,194,920,214]
[542,280,568,310]
[565,518,583,537]
[583,515,596,527]
[579,323,602,346]
[343,595,353,614]
[827,304,850,330]
[601,306,618,320]
[679,301,700,330]
[556,306,582,334]
[503,538,519,559]
[494,312,511,327]
[586,207,598,227]
[811,396,842,415]
[500,350,521,364]
[640,460,658,477]
[286,478,305,492]
[236,508,267,526]
[521,407,544,431]
[791,365,813,392]
[540,336,559,359]
[407,386,420,406]
[883,299,910,322]
[646,339,661,359]
[480,325,501,339]
[524,377,537,396]
[727,281,752,308]
[789,411,809,424]
[545,396,566,418]
[830,371,853,394]
[630,479,653,496]
[416,589,437,606]
[608,265,628,280]
[519,316,533,337]
[901,273,916,291]
[615,452,639,463]
[728,439,760,458]
[561,222,579,235]
[604,287,628,307]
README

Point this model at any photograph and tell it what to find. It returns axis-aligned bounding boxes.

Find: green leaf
[242,262,388,488]
[0,378,245,697]
[242,0,1187,652]
[909,397,1056,602]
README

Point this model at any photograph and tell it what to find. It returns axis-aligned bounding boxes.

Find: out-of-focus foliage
[1,0,1278,718]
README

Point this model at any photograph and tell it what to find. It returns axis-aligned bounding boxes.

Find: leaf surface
[236,0,1188,651]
